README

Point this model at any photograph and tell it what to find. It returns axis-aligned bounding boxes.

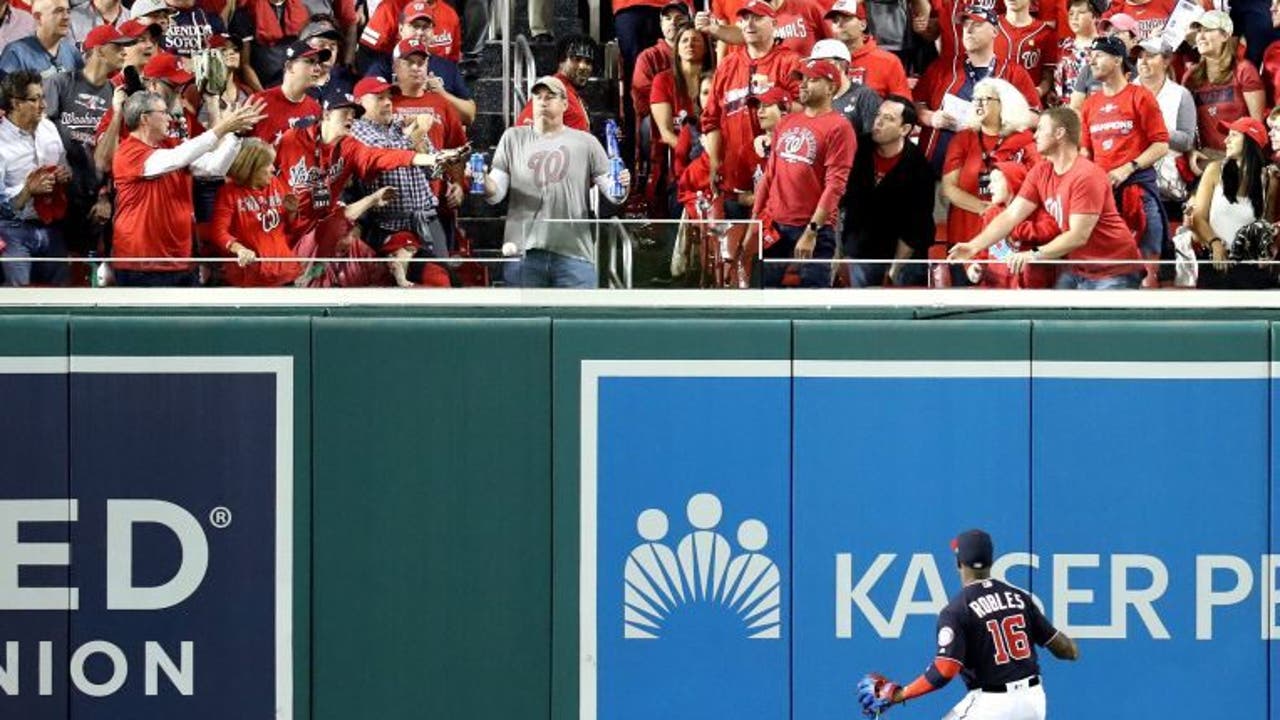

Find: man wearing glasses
[0,69,69,286]
[110,90,264,286]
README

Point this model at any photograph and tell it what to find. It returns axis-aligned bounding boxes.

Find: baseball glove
[856,673,901,718]
[193,48,229,97]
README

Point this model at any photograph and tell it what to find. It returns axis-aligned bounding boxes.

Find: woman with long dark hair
[649,25,712,216]
[1190,118,1277,288]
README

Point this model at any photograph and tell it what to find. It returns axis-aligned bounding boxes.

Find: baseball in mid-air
[501,242,518,257]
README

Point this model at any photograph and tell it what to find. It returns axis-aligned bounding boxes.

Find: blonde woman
[211,138,306,287]
[940,77,1039,256]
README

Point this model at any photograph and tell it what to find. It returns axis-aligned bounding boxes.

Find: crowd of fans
[0,0,1278,288]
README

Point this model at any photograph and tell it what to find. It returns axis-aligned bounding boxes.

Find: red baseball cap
[402,1,435,24]
[143,52,194,85]
[824,0,865,20]
[353,76,394,98]
[792,58,840,82]
[118,18,162,39]
[746,85,791,106]
[395,37,430,58]
[1220,117,1268,149]
[736,0,777,19]
[83,24,136,51]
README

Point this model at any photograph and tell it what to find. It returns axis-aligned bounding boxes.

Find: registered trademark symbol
[209,507,232,529]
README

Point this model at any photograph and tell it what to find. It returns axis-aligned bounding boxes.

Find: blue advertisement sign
[582,360,1272,720]
[584,364,791,720]
[0,357,293,720]
[792,373,1032,720]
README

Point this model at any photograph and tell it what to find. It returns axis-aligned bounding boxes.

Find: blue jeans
[764,223,836,288]
[1136,185,1165,257]
[1054,270,1142,289]
[505,248,597,288]
[1,221,66,286]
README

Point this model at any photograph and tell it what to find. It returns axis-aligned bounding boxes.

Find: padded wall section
[1033,322,1269,720]
[311,318,552,720]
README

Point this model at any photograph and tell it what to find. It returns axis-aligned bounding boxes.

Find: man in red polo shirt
[248,40,325,144]
[951,106,1143,288]
[752,57,856,286]
[997,0,1057,97]
[360,0,460,62]
[825,0,912,99]
[702,0,802,217]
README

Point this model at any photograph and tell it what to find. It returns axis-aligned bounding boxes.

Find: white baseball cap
[130,0,175,16]
[809,38,851,63]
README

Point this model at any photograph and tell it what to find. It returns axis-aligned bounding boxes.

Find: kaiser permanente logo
[624,492,780,640]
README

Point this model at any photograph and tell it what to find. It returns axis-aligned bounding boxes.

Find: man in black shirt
[841,95,934,287]
[858,529,1079,719]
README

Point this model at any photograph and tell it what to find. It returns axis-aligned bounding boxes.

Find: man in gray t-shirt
[480,74,629,288]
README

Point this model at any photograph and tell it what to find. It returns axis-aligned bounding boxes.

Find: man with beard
[842,94,935,286]
[1079,34,1169,273]
[515,33,594,131]
[750,58,855,287]
[824,0,911,100]
[950,106,1144,289]
[702,0,800,218]
[810,38,881,137]
[44,24,133,260]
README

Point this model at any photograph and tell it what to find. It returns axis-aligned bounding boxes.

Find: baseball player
[857,529,1079,720]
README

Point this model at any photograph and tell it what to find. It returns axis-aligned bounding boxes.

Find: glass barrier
[0,216,1274,290]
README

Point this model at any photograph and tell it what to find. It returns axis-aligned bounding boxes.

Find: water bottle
[87,251,100,289]
[468,152,486,195]
[605,119,624,199]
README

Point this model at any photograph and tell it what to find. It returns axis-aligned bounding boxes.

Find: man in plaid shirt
[349,75,451,286]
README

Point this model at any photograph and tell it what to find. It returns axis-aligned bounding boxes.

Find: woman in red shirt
[941,77,1039,252]
[649,25,712,215]
[212,138,307,287]
[1183,11,1266,152]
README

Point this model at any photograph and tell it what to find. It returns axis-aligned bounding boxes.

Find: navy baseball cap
[952,529,994,569]
[1090,35,1128,58]
[321,87,365,117]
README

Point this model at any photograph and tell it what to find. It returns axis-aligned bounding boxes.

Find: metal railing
[489,0,539,127]
[512,35,537,126]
